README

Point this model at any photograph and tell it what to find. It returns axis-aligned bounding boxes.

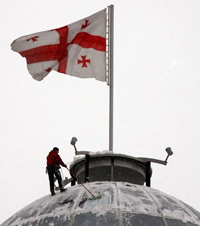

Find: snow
[72,150,112,163]
[1,182,200,226]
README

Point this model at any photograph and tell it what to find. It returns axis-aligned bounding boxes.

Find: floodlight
[165,147,173,162]
[70,137,78,155]
[165,147,173,156]
[71,137,77,146]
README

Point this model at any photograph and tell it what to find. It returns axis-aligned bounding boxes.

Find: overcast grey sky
[1,0,200,223]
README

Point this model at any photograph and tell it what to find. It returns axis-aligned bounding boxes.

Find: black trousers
[47,165,63,192]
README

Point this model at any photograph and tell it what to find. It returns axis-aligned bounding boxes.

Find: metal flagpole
[108,5,114,152]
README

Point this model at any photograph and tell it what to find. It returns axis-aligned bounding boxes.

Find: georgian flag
[11,9,106,82]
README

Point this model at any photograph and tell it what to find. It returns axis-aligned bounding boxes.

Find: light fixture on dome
[70,137,78,155]
[70,137,90,155]
[165,147,173,163]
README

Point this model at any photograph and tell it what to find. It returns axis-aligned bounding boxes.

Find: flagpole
[108,5,114,152]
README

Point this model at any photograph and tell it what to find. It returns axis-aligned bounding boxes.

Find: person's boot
[51,189,55,196]
[60,188,66,193]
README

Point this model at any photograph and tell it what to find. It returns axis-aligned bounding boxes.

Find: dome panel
[73,212,118,226]
[166,218,197,226]
[147,187,200,225]
[118,184,160,215]
[184,203,200,222]
[32,216,70,226]
[122,213,164,226]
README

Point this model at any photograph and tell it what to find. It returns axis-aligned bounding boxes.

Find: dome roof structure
[2,181,200,226]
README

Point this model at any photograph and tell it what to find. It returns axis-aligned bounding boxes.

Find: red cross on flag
[11,9,107,82]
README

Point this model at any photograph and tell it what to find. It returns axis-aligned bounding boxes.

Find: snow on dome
[2,182,200,226]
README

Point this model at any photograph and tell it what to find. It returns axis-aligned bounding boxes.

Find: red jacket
[47,150,66,167]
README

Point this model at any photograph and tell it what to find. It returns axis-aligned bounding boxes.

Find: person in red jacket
[46,147,67,196]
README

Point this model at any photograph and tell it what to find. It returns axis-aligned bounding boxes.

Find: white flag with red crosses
[11,9,107,82]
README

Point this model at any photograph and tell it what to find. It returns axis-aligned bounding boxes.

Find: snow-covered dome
[2,181,200,226]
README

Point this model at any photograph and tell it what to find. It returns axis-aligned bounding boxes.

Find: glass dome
[2,181,200,226]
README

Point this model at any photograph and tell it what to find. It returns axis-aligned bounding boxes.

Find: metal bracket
[138,147,173,166]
